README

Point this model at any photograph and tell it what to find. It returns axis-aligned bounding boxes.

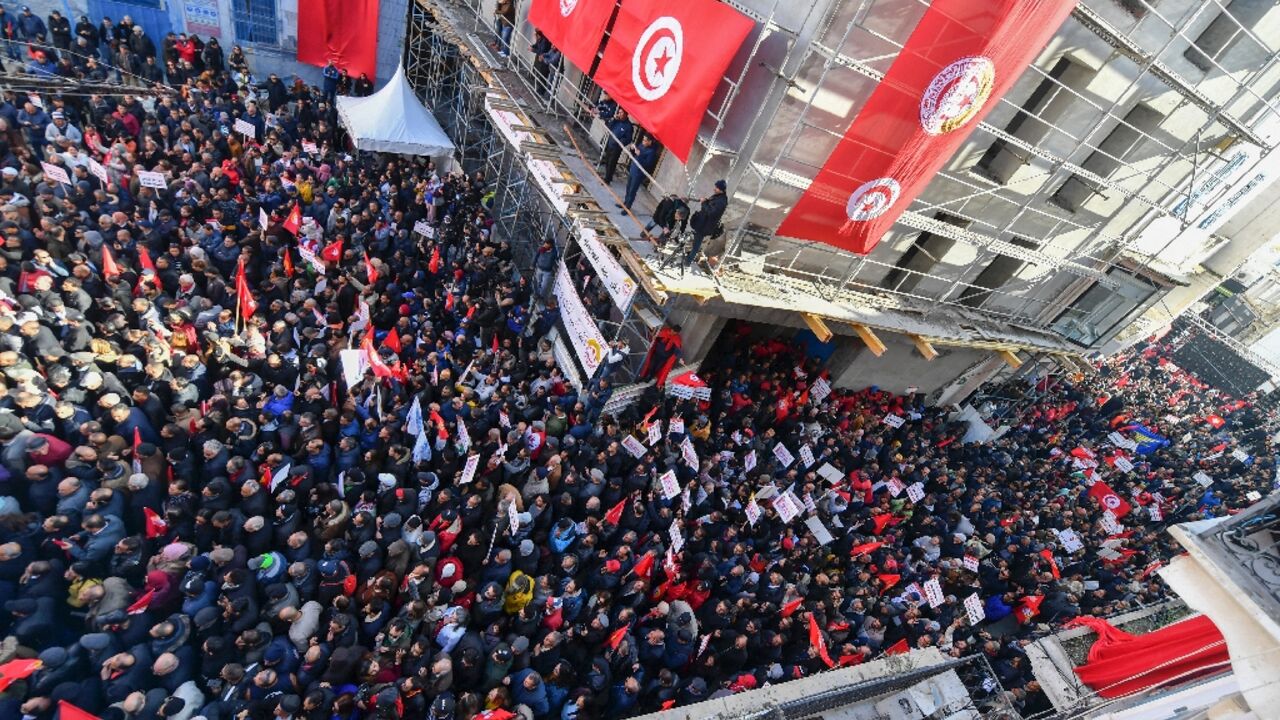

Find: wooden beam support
[850,323,886,357]
[801,313,833,343]
[998,350,1024,369]
[910,335,938,361]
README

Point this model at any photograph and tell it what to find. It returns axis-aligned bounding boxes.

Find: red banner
[297,0,380,80]
[527,0,617,74]
[594,0,754,162]
[776,0,1076,254]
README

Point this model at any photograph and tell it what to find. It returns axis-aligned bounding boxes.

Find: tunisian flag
[527,0,615,73]
[776,0,1076,254]
[594,0,754,162]
[1088,480,1133,519]
[297,0,379,79]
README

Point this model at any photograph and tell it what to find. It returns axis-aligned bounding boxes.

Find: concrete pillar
[667,309,727,367]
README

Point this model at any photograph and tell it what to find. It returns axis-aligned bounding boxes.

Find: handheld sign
[772,443,795,468]
[233,117,257,138]
[40,162,70,185]
[459,454,480,485]
[621,434,647,459]
[87,157,109,185]
[137,170,167,189]
[883,414,905,428]
[659,471,680,500]
[964,594,985,624]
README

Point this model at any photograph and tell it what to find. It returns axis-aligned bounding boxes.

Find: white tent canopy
[335,65,456,157]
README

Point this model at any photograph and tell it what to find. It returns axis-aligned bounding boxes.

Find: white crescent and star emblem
[1103,495,1121,509]
[845,178,901,221]
[920,56,996,135]
[632,16,683,101]
[559,0,578,17]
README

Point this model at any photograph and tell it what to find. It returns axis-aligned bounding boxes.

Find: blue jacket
[605,118,634,150]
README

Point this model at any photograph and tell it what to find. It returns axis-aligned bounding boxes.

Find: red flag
[283,204,303,236]
[632,552,655,579]
[0,658,42,693]
[526,0,614,73]
[282,248,295,277]
[101,246,120,278]
[775,0,1076,254]
[235,259,258,317]
[604,497,627,526]
[444,292,454,312]
[296,0,380,79]
[1015,595,1043,624]
[876,573,901,591]
[850,540,884,557]
[131,427,143,474]
[492,332,500,354]
[1088,480,1133,519]
[871,513,894,535]
[126,588,156,615]
[885,639,910,656]
[428,246,441,274]
[383,327,402,354]
[361,332,395,379]
[58,701,102,720]
[429,410,449,440]
[594,0,754,162]
[807,615,836,668]
[322,239,344,263]
[364,252,378,285]
[780,598,803,618]
[606,624,629,650]
[137,246,155,273]
[143,507,168,539]
[1205,414,1225,429]
[1039,548,1060,579]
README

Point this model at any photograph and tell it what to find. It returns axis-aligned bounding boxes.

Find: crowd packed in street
[0,11,1273,720]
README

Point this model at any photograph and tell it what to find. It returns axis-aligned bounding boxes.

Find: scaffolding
[427,0,1280,353]
[402,0,669,385]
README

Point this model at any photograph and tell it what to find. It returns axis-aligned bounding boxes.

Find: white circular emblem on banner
[919,56,996,135]
[559,0,578,17]
[632,17,683,101]
[1103,494,1121,509]
[845,178,901,221]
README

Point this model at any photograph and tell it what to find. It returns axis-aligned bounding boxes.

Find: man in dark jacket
[686,179,728,268]
[623,135,659,210]
[600,109,634,185]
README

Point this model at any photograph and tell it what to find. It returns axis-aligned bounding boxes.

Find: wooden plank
[800,313,833,343]
[998,349,1024,369]
[850,323,886,357]
[910,335,938,361]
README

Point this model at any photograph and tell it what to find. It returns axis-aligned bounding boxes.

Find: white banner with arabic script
[577,223,636,311]
[554,260,607,377]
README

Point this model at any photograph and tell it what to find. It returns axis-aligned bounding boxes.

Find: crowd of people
[0,9,1273,720]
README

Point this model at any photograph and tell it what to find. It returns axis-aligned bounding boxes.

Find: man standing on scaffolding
[686,180,728,270]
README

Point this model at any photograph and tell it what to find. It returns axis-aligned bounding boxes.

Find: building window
[975,57,1094,186]
[1050,103,1163,213]
[233,0,278,46]
[1184,0,1271,73]
[123,0,163,8]
[1051,269,1157,346]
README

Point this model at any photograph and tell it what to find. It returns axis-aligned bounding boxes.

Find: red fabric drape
[1066,615,1228,699]
[297,0,380,80]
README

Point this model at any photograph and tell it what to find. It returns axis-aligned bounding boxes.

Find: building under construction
[401,0,1280,402]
